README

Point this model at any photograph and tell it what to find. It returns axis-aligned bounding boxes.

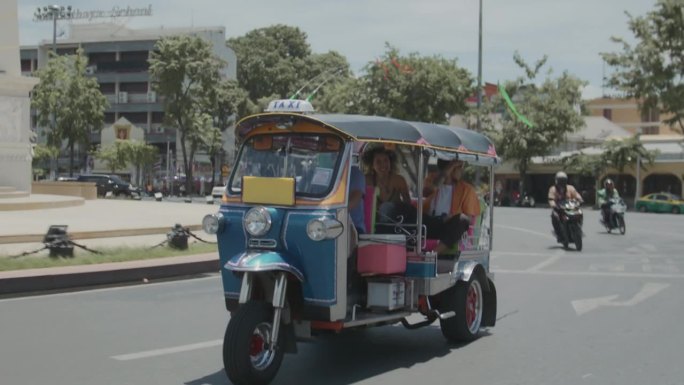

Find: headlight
[306,217,343,241]
[202,213,225,234]
[244,207,271,236]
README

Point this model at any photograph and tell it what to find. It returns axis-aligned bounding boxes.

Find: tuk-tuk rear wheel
[439,276,483,343]
[223,301,284,385]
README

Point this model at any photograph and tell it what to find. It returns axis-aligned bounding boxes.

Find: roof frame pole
[416,149,425,253]
[489,164,495,252]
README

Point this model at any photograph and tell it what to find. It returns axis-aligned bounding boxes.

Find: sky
[17,0,658,100]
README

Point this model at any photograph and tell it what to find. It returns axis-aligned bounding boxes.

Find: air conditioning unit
[117,92,128,104]
[146,91,157,103]
[85,65,96,75]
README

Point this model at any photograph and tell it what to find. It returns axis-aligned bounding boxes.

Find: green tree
[200,125,223,188]
[121,140,159,187]
[602,134,657,185]
[319,44,473,122]
[95,141,128,174]
[31,48,108,177]
[602,0,684,133]
[31,144,60,179]
[149,35,223,195]
[496,53,586,193]
[228,25,310,101]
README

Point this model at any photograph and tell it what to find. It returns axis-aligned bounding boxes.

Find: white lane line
[494,224,554,240]
[494,269,684,279]
[112,339,222,361]
[526,250,564,272]
[492,251,553,257]
[0,275,220,303]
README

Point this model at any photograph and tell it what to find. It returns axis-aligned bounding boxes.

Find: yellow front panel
[242,176,295,206]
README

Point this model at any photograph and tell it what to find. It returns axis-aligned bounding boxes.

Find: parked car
[76,174,142,197]
[635,192,684,214]
[211,184,226,199]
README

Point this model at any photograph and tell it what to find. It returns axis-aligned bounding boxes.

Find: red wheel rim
[466,285,478,327]
[249,333,265,357]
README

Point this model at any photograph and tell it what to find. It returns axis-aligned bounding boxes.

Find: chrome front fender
[225,251,304,282]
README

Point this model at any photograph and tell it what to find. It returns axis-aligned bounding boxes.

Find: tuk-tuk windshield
[229,133,344,197]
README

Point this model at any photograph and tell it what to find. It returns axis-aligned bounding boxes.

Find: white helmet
[555,171,568,185]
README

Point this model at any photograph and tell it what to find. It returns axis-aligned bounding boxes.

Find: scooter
[603,197,626,235]
[556,199,583,251]
[518,192,536,208]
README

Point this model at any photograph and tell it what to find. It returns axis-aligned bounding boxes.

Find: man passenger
[423,159,480,256]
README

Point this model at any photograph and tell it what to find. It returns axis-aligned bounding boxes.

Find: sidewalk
[0,198,222,296]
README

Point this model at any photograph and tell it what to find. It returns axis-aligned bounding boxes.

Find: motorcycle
[603,197,626,235]
[556,199,583,251]
[517,192,536,208]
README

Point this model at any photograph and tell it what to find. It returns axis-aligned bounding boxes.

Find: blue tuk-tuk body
[203,100,499,385]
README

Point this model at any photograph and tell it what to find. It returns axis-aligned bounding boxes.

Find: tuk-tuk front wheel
[223,301,284,385]
[439,276,483,342]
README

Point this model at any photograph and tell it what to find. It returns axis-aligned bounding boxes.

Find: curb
[0,253,219,296]
[0,225,203,244]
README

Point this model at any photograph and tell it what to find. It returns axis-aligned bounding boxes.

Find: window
[104,113,115,124]
[120,112,147,124]
[641,126,659,135]
[119,82,148,93]
[99,83,115,94]
[21,59,31,72]
[641,107,660,122]
[151,112,165,124]
[119,51,149,62]
[229,134,343,198]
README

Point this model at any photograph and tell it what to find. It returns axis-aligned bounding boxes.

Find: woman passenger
[362,146,413,230]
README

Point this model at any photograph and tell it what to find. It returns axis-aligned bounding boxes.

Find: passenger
[422,159,480,256]
[362,146,411,205]
[361,146,413,230]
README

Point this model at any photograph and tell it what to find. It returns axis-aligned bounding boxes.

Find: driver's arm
[548,186,557,208]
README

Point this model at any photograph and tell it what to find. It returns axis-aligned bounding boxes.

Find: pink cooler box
[357,234,407,275]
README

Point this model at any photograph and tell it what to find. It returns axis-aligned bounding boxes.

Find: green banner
[499,84,534,128]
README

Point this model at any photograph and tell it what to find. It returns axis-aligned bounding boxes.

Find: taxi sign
[265,99,314,113]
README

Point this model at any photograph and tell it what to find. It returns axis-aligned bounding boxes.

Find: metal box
[367,278,406,310]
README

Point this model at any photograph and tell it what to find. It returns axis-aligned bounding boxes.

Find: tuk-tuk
[202,99,499,385]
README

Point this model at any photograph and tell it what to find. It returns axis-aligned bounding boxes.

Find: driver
[597,178,620,225]
[548,171,583,243]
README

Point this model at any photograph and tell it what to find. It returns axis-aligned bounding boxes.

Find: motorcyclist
[548,171,583,242]
[597,178,620,225]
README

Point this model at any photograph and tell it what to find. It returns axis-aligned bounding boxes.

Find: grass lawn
[0,242,218,271]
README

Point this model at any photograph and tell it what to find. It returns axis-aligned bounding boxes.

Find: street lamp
[476,0,483,132]
[33,5,73,56]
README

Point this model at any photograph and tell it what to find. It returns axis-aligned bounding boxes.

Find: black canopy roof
[236,113,498,161]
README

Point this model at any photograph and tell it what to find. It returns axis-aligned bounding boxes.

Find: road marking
[494,224,554,240]
[526,250,564,272]
[112,339,222,361]
[571,283,670,316]
[494,269,684,279]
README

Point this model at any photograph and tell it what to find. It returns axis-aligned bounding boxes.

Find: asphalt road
[1,207,683,385]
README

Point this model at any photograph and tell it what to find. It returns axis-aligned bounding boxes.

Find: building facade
[21,23,237,183]
[585,97,681,136]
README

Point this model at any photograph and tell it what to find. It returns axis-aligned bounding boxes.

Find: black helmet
[604,178,614,189]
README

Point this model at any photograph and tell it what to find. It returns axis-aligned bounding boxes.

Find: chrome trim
[238,272,253,304]
[248,238,277,248]
[225,252,305,282]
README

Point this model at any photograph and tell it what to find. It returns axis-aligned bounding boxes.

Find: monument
[0,0,39,192]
